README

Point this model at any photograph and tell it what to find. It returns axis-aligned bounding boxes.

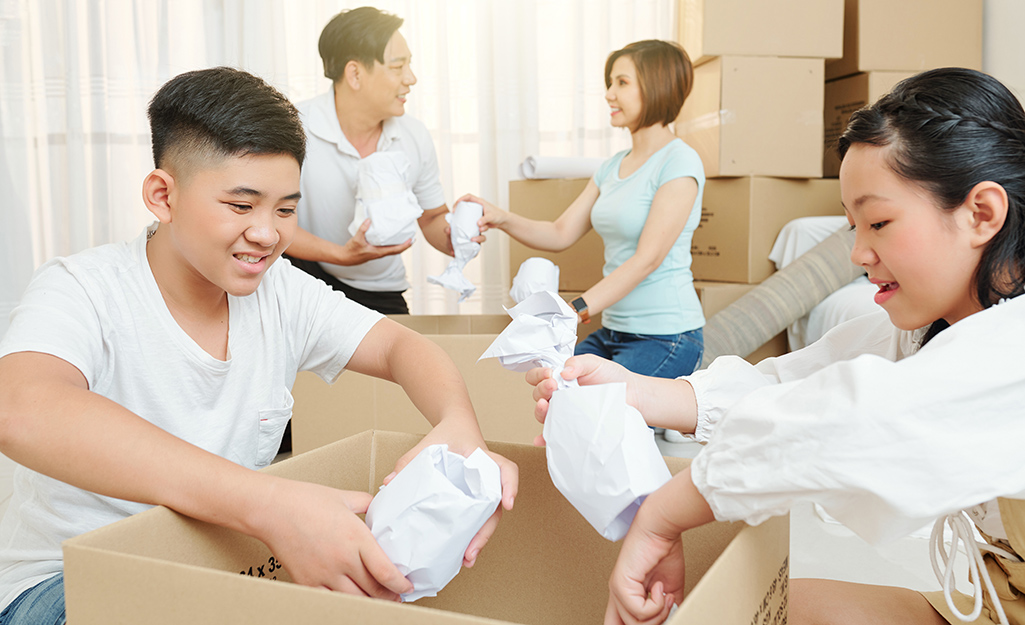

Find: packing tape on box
[675,109,736,134]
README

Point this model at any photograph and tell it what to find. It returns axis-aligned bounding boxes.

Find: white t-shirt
[688,297,1025,545]
[296,91,447,292]
[0,226,383,609]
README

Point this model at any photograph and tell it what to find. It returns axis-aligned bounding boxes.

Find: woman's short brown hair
[604,40,693,130]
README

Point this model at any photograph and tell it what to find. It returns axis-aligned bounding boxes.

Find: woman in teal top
[461,39,705,380]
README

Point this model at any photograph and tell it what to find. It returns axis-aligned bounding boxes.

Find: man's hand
[341,219,412,265]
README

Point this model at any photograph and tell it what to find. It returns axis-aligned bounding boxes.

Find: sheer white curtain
[0,0,676,336]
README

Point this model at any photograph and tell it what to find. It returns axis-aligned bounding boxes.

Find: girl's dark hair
[605,40,693,130]
[319,7,404,82]
[838,67,1025,338]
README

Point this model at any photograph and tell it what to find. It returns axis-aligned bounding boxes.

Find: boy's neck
[333,84,385,158]
[146,228,230,360]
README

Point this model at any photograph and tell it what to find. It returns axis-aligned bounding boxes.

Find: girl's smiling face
[605,56,643,131]
[840,143,986,331]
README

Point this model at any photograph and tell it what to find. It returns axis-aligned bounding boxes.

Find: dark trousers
[283,254,409,314]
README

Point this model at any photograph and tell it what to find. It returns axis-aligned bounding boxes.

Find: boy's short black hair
[318,7,404,82]
[147,67,306,177]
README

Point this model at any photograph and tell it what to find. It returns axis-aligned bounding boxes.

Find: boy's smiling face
[149,152,301,299]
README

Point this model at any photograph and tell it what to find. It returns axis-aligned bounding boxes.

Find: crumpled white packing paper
[427,201,483,301]
[366,444,501,601]
[510,257,560,304]
[348,151,424,246]
[478,291,671,540]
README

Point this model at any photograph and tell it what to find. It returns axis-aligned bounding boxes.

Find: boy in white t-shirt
[0,67,517,625]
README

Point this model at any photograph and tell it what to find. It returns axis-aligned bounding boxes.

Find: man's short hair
[147,67,306,177]
[318,6,404,82]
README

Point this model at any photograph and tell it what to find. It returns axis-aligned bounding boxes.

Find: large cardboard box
[823,71,916,177]
[675,56,824,178]
[678,0,843,66]
[694,280,789,363]
[64,430,790,625]
[508,178,604,292]
[824,0,983,81]
[692,177,843,283]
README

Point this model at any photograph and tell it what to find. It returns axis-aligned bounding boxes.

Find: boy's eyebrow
[225,187,302,201]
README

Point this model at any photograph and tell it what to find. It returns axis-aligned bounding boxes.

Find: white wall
[984,0,1025,105]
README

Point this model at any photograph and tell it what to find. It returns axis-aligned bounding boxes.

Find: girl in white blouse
[528,67,1025,625]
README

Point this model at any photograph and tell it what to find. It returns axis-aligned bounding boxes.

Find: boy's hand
[256,478,413,600]
[342,219,413,265]
[525,354,633,445]
[383,419,518,568]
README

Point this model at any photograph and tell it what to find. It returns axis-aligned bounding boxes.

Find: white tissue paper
[478,290,671,540]
[349,151,424,246]
[510,257,561,304]
[426,201,483,302]
[366,444,502,602]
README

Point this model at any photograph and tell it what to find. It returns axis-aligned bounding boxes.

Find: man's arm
[0,351,413,599]
[418,204,454,256]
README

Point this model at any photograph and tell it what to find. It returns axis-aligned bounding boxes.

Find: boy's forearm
[633,375,699,434]
[0,353,270,538]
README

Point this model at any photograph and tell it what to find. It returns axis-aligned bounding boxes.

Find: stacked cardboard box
[822,0,983,176]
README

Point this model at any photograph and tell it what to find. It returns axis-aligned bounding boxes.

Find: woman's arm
[579,176,698,316]
[457,180,601,252]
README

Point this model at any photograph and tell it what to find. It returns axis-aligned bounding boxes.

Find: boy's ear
[142,169,176,223]
[964,180,1008,248]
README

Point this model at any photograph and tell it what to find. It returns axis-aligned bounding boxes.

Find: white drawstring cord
[930,512,1019,625]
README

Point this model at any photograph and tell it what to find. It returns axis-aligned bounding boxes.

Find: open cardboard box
[64,430,789,625]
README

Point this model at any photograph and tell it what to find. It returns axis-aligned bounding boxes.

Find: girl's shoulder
[655,138,705,181]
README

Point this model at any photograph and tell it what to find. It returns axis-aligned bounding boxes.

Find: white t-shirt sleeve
[272,259,384,384]
[689,298,1025,544]
[0,258,107,387]
[408,121,446,210]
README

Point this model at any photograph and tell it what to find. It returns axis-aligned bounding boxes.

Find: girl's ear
[964,181,1008,248]
[142,169,175,223]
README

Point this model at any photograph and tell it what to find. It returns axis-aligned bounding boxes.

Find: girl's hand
[525,354,633,446]
[604,498,687,624]
[456,193,508,234]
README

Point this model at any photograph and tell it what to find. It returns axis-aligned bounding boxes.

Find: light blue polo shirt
[591,138,705,335]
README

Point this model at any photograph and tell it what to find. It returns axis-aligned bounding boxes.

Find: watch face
[571,297,586,312]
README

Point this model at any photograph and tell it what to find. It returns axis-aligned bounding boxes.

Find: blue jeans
[575,327,703,379]
[0,573,66,625]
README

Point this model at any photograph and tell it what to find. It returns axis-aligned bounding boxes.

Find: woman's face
[605,56,643,131]
[840,143,984,330]
[360,30,417,119]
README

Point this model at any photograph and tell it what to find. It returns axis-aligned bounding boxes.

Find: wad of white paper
[545,382,671,540]
[477,290,577,372]
[366,444,501,602]
[510,257,560,304]
[349,151,423,246]
[478,290,671,541]
[427,201,483,302]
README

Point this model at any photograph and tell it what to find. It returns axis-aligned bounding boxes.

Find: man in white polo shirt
[287,7,455,314]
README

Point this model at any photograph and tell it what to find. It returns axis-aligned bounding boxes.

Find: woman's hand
[456,193,508,234]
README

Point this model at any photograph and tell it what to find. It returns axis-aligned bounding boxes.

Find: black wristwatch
[570,296,591,324]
